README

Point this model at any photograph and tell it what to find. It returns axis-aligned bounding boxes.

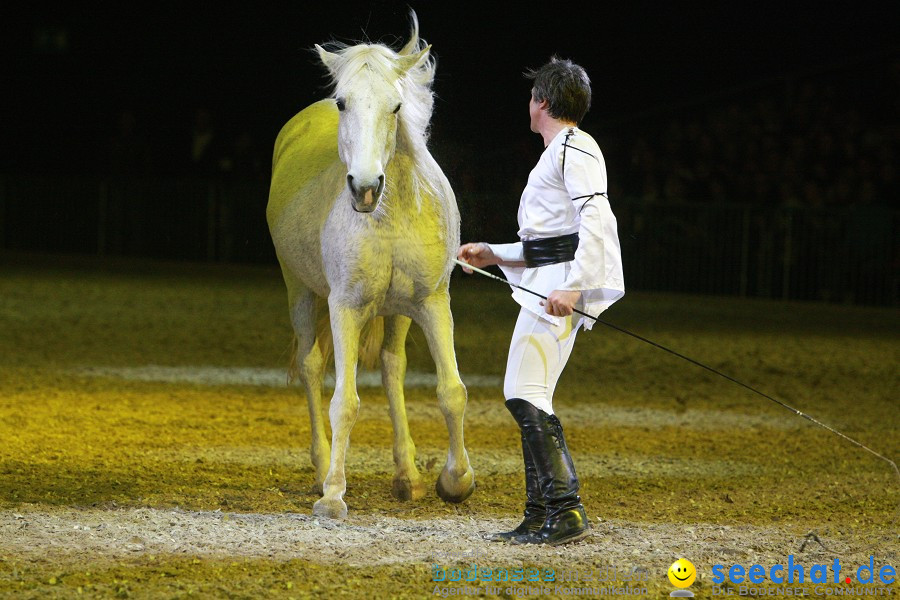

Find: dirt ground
[0,253,897,598]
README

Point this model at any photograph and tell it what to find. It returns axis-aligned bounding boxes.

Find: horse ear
[397,44,431,75]
[315,44,341,74]
[398,10,420,56]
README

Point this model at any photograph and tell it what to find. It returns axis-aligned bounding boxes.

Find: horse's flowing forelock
[324,42,434,145]
[321,34,452,218]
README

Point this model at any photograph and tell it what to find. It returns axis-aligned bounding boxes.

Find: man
[457,57,625,545]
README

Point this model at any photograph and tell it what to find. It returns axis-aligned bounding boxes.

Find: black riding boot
[505,398,590,546]
[486,430,545,541]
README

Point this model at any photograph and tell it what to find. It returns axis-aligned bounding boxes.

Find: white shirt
[489,127,625,330]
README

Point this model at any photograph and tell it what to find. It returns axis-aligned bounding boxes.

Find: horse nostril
[377,174,385,195]
[346,174,355,193]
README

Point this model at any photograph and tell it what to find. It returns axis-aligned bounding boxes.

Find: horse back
[267,99,341,228]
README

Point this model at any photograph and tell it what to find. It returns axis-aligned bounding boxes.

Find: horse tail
[286,300,384,384]
[288,336,299,384]
[303,298,382,372]
[358,316,384,370]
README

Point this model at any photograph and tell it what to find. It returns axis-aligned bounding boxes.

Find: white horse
[266,14,475,519]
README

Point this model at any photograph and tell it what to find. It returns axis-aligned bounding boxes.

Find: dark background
[3,1,895,175]
[1,1,897,303]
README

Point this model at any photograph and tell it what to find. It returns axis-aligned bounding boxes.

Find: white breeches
[503,307,580,415]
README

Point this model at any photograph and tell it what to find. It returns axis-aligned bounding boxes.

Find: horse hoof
[391,475,426,501]
[312,497,348,519]
[435,466,475,503]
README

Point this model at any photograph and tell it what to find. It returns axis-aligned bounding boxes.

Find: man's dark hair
[525,56,592,124]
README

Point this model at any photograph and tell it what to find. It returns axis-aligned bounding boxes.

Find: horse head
[316,13,434,213]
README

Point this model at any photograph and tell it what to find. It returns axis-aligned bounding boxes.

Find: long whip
[452,258,900,489]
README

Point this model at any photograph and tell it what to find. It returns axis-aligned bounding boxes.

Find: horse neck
[385,140,452,221]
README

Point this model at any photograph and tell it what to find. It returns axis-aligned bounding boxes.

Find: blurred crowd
[613,58,899,208]
[101,57,899,213]
[105,108,267,181]
[6,53,893,301]
[438,57,899,213]
[93,56,898,263]
[99,107,270,260]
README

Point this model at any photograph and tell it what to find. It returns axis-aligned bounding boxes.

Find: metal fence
[615,200,897,305]
[0,174,273,264]
[0,175,896,305]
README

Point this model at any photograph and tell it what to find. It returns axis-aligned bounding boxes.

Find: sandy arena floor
[0,254,897,598]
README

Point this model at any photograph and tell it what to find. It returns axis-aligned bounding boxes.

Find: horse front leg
[289,289,329,495]
[312,300,366,519]
[381,314,425,501]
[412,294,475,503]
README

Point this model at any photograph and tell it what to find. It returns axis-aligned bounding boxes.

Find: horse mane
[319,12,435,141]
[317,13,452,215]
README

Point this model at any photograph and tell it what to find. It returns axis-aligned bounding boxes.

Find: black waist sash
[522,233,579,268]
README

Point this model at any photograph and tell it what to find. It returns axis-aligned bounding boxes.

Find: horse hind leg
[381,315,425,501]
[290,289,329,495]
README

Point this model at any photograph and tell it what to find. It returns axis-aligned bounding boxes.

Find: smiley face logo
[668,558,696,588]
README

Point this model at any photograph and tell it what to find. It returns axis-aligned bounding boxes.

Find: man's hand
[457,243,498,273]
[540,290,582,316]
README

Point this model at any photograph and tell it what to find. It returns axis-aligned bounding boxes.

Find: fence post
[97,179,108,256]
[781,209,793,301]
[0,175,6,250]
[206,180,217,261]
[739,206,750,297]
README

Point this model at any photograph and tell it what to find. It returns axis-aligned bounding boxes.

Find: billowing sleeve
[487,242,526,288]
[487,242,524,263]
[557,141,625,325]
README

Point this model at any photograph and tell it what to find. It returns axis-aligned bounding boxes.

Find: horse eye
[392,103,402,114]
[336,98,346,111]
